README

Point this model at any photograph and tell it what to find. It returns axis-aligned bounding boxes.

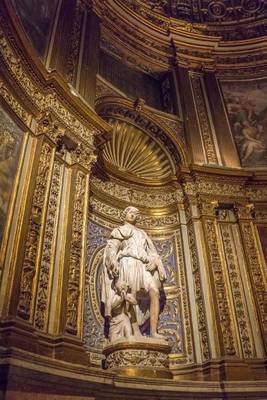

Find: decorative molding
[175,229,193,362]
[0,79,30,125]
[34,158,63,331]
[220,222,254,358]
[187,221,210,360]
[91,176,183,207]
[239,221,267,350]
[66,170,87,335]
[105,348,169,369]
[91,197,180,229]
[190,73,218,164]
[204,218,237,356]
[0,20,109,146]
[17,141,54,320]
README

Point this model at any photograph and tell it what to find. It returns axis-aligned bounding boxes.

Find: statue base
[103,338,172,379]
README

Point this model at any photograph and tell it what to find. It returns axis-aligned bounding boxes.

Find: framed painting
[220,79,267,167]
[0,106,24,246]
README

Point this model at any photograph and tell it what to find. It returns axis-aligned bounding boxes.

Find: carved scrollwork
[34,158,63,331]
[190,74,218,164]
[17,141,53,320]
[66,170,87,335]
[239,222,267,349]
[0,79,30,125]
[91,198,180,228]
[220,223,254,358]
[204,219,237,356]
[187,221,210,360]
[106,349,169,369]
[91,176,183,207]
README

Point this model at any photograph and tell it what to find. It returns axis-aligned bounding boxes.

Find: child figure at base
[109,280,137,342]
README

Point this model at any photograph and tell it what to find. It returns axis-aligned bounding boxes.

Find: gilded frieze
[91,197,180,229]
[91,176,183,208]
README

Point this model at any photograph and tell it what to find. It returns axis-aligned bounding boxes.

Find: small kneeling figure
[109,280,137,342]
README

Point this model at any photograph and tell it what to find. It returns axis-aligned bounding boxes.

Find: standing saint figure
[101,206,166,341]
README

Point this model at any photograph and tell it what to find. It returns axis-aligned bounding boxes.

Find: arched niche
[83,97,191,366]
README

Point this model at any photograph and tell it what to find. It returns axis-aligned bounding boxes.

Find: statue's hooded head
[121,206,140,224]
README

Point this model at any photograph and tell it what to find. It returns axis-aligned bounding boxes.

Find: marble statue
[101,206,166,342]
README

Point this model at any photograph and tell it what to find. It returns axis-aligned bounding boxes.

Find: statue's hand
[146,260,157,272]
[125,293,137,305]
[110,261,120,277]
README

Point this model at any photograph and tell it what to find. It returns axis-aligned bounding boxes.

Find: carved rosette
[17,141,54,320]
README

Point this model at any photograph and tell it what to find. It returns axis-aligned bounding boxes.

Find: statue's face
[125,209,139,224]
[116,281,127,293]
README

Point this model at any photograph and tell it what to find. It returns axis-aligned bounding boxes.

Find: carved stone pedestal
[103,338,172,379]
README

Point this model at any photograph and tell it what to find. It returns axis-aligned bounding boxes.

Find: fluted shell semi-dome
[102,118,174,182]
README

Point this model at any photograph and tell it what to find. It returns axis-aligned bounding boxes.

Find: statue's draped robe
[101,223,165,326]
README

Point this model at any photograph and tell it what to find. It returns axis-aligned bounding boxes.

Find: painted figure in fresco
[223,83,267,166]
[101,206,166,342]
